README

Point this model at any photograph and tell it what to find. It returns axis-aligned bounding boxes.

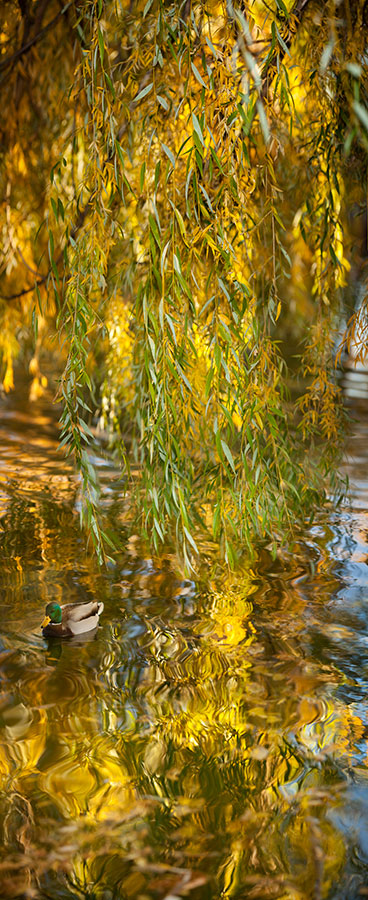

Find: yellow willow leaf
[3,356,14,392]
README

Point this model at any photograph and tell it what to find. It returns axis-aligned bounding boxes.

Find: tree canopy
[1,0,368,566]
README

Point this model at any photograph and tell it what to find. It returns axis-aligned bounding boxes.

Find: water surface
[1,377,368,899]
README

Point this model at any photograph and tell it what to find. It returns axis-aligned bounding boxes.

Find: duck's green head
[42,602,62,628]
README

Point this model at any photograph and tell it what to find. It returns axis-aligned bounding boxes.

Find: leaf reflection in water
[1,384,368,898]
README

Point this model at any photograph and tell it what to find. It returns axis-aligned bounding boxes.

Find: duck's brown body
[41,601,104,638]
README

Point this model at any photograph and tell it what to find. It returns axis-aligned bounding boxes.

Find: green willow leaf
[191,61,207,89]
[353,100,368,132]
[135,82,153,102]
[192,112,205,146]
[161,142,176,167]
[221,439,236,473]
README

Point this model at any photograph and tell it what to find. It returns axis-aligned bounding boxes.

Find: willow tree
[0,0,367,565]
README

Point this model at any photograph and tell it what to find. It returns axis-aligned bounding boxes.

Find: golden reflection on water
[1,383,368,898]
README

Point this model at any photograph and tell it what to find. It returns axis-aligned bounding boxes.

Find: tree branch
[0,199,91,303]
[0,0,74,75]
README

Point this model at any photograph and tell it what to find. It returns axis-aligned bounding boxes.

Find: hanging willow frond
[1,0,367,564]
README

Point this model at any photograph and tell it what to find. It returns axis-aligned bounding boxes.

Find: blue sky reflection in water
[1,380,368,898]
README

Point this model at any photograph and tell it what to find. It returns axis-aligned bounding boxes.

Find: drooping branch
[260,0,315,102]
[0,0,316,306]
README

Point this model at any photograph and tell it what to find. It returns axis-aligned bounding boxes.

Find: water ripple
[1,381,368,897]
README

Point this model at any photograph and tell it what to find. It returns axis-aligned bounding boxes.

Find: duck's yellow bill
[41,616,50,629]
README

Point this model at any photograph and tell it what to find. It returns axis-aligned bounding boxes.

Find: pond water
[1,374,368,899]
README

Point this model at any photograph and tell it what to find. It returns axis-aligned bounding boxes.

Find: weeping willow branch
[0,0,366,565]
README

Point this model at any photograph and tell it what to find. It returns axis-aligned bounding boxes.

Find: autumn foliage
[1,0,368,564]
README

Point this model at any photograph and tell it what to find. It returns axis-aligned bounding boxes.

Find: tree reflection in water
[0,384,368,899]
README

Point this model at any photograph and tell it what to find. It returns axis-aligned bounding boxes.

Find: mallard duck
[41,600,104,638]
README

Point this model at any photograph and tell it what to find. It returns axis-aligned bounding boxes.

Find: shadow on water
[2,374,368,898]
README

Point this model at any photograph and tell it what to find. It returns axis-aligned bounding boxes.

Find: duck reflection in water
[44,626,100,666]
